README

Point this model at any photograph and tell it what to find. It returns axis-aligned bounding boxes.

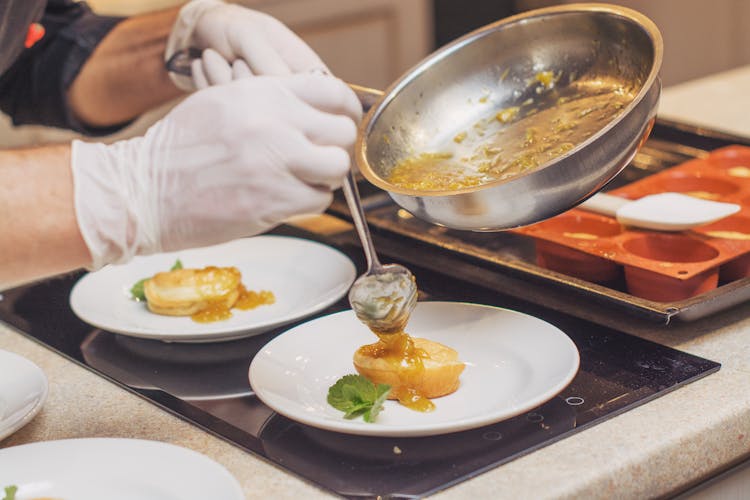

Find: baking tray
[515,145,750,302]
[330,119,750,323]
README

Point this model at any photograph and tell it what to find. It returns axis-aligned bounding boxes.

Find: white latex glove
[166,0,326,90]
[71,74,361,269]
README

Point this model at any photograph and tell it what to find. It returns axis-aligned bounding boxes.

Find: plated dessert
[340,270,465,416]
[134,262,274,323]
[69,236,356,342]
[249,301,580,437]
[352,329,465,413]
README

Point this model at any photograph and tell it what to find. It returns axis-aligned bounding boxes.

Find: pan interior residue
[386,75,637,192]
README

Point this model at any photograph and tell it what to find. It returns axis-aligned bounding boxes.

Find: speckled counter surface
[3,293,750,499]
[0,326,331,500]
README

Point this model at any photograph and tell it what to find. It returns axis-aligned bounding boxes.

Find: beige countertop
[659,64,750,139]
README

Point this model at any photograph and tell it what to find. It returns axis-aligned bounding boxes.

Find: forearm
[0,145,91,288]
[67,7,183,127]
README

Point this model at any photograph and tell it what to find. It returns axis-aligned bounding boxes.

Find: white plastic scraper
[579,192,740,231]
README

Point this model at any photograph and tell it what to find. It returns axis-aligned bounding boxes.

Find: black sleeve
[0,0,127,136]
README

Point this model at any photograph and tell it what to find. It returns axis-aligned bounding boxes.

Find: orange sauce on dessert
[357,331,436,412]
[191,285,275,323]
[191,301,234,323]
[235,285,276,310]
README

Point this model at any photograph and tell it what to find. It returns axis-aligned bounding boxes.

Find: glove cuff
[71,138,158,270]
[165,0,225,91]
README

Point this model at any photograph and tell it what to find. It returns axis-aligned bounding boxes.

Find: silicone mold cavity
[516,145,750,302]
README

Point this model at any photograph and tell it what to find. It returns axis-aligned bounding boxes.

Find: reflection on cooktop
[259,396,575,498]
[81,330,268,401]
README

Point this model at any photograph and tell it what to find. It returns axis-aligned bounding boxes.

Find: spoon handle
[578,192,630,217]
[342,170,381,270]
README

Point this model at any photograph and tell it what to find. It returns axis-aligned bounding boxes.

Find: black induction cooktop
[0,225,720,499]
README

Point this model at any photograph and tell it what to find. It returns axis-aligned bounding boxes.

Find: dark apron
[0,0,45,75]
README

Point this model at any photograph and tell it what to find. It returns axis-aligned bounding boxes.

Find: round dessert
[353,333,465,411]
[143,266,241,317]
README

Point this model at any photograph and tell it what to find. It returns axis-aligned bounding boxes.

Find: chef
[0,0,361,287]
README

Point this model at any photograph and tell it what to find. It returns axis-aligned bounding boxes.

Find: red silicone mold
[515,145,750,302]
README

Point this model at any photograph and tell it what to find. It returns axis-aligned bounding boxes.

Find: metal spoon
[342,171,418,334]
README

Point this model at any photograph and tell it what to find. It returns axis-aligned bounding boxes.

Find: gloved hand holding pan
[168,3,664,232]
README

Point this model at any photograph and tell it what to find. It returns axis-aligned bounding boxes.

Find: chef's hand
[71,73,361,269]
[166,0,326,90]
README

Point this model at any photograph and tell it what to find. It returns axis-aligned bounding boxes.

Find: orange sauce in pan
[386,78,635,191]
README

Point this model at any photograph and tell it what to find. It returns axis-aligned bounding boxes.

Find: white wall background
[523,0,750,87]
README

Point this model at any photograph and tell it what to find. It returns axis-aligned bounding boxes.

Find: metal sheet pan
[331,119,750,323]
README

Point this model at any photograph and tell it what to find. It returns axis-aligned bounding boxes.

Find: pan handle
[348,83,384,113]
[165,49,385,112]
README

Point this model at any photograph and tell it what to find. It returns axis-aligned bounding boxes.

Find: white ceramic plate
[0,438,243,500]
[0,350,47,441]
[249,301,580,437]
[70,236,356,342]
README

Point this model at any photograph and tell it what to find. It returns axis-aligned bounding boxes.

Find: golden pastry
[143,266,242,317]
[353,332,465,412]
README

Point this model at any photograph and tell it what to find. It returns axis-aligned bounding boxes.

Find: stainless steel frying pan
[167,3,662,232]
[352,3,662,231]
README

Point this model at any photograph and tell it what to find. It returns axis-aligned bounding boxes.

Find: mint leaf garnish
[327,374,391,423]
[130,278,147,301]
[3,485,18,500]
[364,384,391,423]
